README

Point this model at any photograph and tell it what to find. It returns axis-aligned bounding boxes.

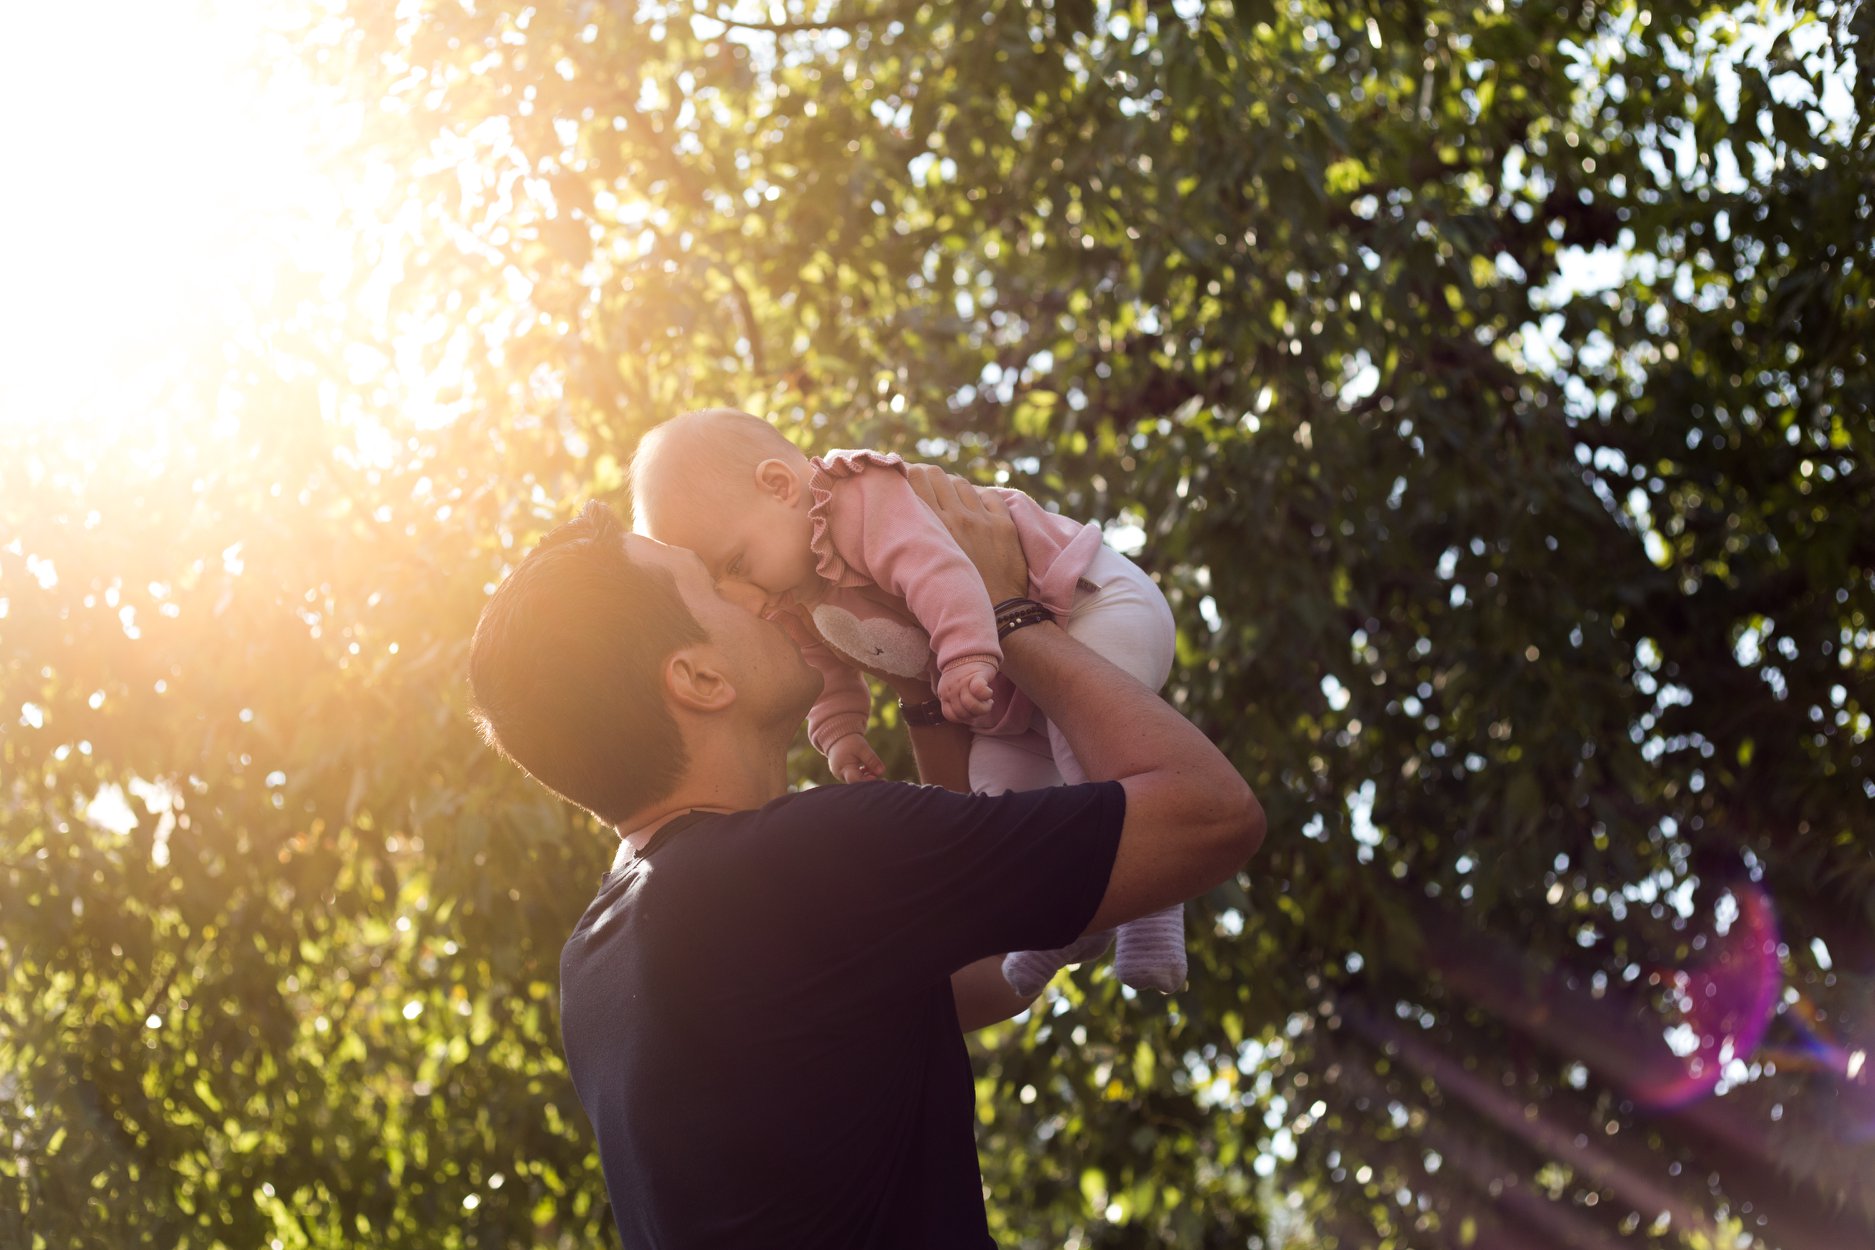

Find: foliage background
[3,0,1872,1246]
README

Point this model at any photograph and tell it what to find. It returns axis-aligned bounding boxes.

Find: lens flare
[1630,883,1783,1108]
[1760,990,1875,1143]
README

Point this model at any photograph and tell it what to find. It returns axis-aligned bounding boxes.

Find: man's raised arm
[1000,619,1263,931]
[912,473,1264,934]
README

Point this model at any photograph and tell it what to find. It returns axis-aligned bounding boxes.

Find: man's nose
[720,579,767,615]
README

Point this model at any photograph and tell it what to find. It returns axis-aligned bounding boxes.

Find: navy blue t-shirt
[558,779,1126,1248]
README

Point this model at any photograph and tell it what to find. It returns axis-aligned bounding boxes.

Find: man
[467,474,1263,1247]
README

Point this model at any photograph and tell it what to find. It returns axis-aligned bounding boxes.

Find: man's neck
[617,724,790,853]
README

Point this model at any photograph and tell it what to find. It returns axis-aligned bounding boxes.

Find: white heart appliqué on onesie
[810,604,931,678]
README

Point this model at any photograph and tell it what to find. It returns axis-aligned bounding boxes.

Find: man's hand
[902,466,1030,603]
[826,732,886,784]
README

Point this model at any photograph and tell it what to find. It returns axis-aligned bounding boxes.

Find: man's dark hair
[468,500,706,825]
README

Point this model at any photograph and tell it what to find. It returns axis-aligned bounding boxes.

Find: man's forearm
[1000,617,1263,930]
[999,621,1230,792]
[952,954,1038,1031]
[906,719,973,793]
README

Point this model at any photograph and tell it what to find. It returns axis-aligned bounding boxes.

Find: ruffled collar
[805,449,907,585]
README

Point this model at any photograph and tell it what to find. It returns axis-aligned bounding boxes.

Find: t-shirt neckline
[634,809,719,860]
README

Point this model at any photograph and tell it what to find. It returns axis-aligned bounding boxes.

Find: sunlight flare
[0,1,351,459]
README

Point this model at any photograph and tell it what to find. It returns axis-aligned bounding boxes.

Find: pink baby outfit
[769,450,1189,996]
[776,449,1104,757]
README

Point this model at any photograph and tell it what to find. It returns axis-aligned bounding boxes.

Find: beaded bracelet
[897,697,948,728]
[992,597,1053,623]
[995,606,1054,641]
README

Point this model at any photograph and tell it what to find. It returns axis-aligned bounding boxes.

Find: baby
[629,407,1186,995]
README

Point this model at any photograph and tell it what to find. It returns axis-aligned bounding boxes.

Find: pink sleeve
[776,610,873,755]
[822,472,1002,675]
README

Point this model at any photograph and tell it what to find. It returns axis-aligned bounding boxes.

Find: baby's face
[658,481,821,615]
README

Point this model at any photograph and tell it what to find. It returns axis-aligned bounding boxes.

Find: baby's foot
[1001,929,1115,997]
[1112,905,1187,994]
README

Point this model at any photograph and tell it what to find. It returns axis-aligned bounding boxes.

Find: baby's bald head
[628,408,807,539]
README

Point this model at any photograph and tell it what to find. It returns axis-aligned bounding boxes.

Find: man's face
[622,533,821,724]
[651,481,822,616]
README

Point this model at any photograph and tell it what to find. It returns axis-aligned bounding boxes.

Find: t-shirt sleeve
[725,781,1125,988]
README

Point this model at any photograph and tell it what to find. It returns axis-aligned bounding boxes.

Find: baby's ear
[753,457,800,504]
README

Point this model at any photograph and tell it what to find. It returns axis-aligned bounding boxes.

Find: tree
[3,0,1870,1245]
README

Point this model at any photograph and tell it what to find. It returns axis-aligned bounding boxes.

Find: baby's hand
[937,659,998,725]
[827,733,886,784]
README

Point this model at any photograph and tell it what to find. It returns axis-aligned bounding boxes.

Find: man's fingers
[904,463,978,513]
[907,466,1002,518]
[904,462,945,506]
[963,478,1008,516]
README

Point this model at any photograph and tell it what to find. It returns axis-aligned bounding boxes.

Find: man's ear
[664,646,737,714]
[753,458,801,505]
